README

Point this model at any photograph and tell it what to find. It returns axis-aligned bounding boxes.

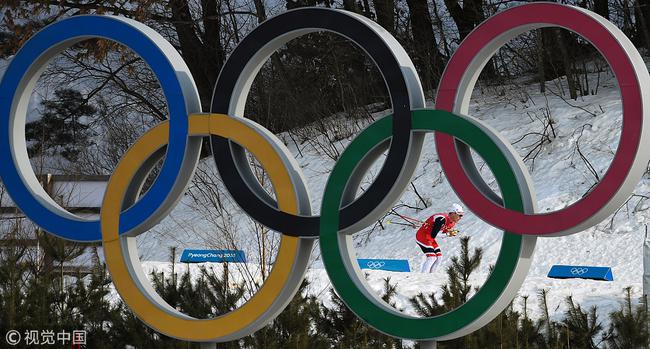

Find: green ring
[320,109,533,340]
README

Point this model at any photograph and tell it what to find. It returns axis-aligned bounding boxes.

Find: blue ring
[0,16,190,241]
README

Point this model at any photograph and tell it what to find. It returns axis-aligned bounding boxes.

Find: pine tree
[244,279,328,349]
[409,237,483,319]
[470,302,521,349]
[409,236,483,348]
[440,236,483,309]
[146,251,247,348]
[25,88,98,161]
[536,288,560,348]
[37,231,87,288]
[316,277,406,348]
[61,261,125,348]
[110,300,164,349]
[409,291,445,317]
[368,277,408,348]
[560,295,602,348]
[0,231,31,334]
[604,287,650,348]
[14,258,59,334]
[518,295,545,348]
[199,265,245,317]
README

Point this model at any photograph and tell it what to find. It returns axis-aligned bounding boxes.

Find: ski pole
[399,214,423,224]
[386,212,423,227]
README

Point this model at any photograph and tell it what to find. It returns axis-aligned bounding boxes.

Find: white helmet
[451,203,464,215]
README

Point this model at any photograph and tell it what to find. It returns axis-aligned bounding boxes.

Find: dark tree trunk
[252,0,268,21]
[342,0,359,12]
[170,0,225,111]
[405,0,445,92]
[554,30,579,99]
[537,30,546,93]
[373,0,395,33]
[443,0,485,41]
[537,27,581,99]
[594,0,610,19]
[635,0,650,49]
[362,0,373,18]
[539,28,566,80]
[443,0,499,80]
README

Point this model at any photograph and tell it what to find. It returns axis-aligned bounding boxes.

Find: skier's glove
[447,229,460,237]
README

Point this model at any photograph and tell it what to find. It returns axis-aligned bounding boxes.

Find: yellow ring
[101,113,305,341]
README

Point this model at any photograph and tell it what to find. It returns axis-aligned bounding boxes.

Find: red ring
[435,3,645,235]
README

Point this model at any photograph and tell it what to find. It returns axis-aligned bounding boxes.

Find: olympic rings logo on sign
[1,2,649,343]
[571,268,589,275]
[366,261,387,269]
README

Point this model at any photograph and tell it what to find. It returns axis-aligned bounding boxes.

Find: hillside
[133,63,650,325]
[1,54,649,330]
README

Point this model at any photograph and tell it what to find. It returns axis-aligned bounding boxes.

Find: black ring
[211,8,418,236]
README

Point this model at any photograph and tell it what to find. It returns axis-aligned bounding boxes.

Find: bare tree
[405,0,446,92]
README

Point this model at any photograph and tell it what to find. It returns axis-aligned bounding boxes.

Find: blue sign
[180,249,246,263]
[357,259,410,272]
[547,265,613,281]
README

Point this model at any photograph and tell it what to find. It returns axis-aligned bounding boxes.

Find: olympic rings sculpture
[1,2,648,343]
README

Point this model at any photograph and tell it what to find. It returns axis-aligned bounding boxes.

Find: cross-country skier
[416,203,464,273]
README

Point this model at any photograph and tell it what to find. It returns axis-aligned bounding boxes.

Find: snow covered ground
[2,51,649,332]
[127,60,649,328]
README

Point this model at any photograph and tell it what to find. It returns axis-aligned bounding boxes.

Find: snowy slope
[130,62,649,327]
[2,48,649,330]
